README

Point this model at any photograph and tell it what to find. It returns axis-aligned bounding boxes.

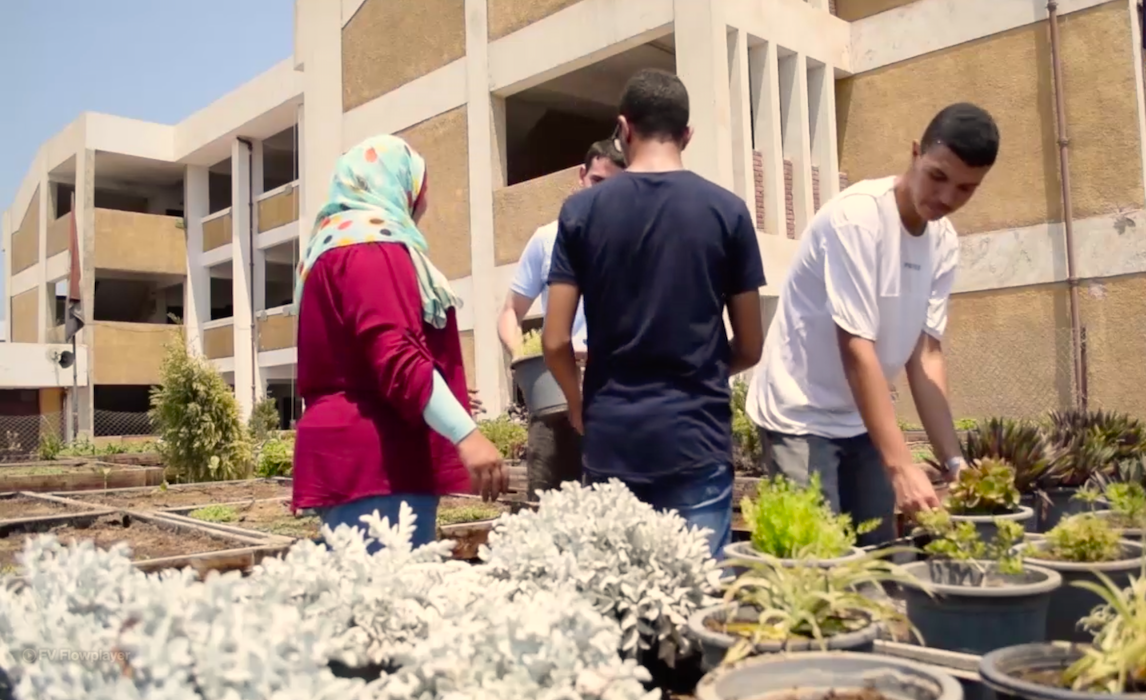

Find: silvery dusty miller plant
[478,478,722,663]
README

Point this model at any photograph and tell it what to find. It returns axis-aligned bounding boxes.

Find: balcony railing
[492,166,580,266]
[257,182,299,233]
[257,307,297,351]
[202,209,233,252]
[91,322,179,385]
[94,209,187,275]
[203,320,234,360]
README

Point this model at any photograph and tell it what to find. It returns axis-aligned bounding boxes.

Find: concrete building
[4,0,1146,443]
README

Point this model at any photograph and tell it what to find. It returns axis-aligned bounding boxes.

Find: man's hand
[568,400,584,435]
[467,388,485,418]
[888,463,942,514]
[456,430,507,502]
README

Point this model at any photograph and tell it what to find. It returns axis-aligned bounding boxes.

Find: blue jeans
[583,464,734,559]
[316,494,440,554]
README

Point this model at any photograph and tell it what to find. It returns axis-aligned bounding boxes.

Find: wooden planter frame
[46,477,293,510]
[0,491,112,527]
[0,509,290,583]
[0,461,166,494]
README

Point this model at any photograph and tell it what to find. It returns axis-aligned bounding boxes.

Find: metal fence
[93,409,156,438]
[0,410,157,462]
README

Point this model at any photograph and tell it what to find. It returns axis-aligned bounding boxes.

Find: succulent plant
[945,457,1021,516]
[1044,410,1146,487]
[956,417,1064,493]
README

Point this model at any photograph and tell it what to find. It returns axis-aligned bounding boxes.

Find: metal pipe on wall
[237,137,258,412]
[1046,0,1087,410]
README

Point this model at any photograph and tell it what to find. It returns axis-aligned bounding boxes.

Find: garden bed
[167,497,319,541]
[0,461,165,493]
[0,491,107,523]
[0,510,282,578]
[436,495,513,560]
[53,478,291,511]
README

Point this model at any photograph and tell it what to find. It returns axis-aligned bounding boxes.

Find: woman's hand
[457,430,507,502]
[467,388,485,417]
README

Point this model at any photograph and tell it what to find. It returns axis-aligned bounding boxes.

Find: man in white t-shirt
[746,102,1000,546]
[496,139,625,499]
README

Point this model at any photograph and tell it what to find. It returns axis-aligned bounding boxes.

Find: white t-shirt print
[746,176,959,439]
[508,221,588,352]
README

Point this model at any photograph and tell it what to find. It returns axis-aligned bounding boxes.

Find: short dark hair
[618,68,689,142]
[584,139,625,170]
[920,102,1000,168]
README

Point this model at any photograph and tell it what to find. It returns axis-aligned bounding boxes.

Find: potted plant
[979,568,1146,698]
[942,456,1035,541]
[508,329,569,418]
[957,417,1064,532]
[1083,480,1146,542]
[476,412,528,462]
[1019,510,1143,643]
[695,651,964,700]
[899,509,1063,655]
[723,473,878,570]
[687,550,921,670]
[1039,409,1146,530]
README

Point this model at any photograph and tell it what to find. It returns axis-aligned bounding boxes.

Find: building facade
[4,0,1146,441]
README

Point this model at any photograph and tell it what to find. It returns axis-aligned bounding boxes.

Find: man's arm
[906,334,961,467]
[496,292,535,358]
[825,221,939,513]
[542,282,584,430]
[726,206,767,375]
[906,233,962,473]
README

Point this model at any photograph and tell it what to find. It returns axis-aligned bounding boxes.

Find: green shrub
[189,505,238,523]
[741,473,878,559]
[149,330,253,483]
[248,398,281,442]
[730,378,761,474]
[478,413,528,460]
[256,433,295,478]
[37,433,63,460]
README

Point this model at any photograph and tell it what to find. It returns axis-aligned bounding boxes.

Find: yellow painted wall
[493,166,580,265]
[488,0,582,40]
[10,288,39,343]
[835,0,917,22]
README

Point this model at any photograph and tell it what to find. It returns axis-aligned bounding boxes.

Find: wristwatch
[944,456,967,474]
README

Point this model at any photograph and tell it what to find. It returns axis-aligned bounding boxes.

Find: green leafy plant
[189,504,238,523]
[1064,568,1146,693]
[717,551,923,664]
[916,509,1025,579]
[518,329,543,359]
[255,433,294,478]
[1044,410,1146,487]
[148,330,254,483]
[477,413,528,460]
[954,418,979,431]
[730,378,762,475]
[741,473,879,559]
[945,457,1021,515]
[437,503,503,526]
[1102,482,1146,529]
[37,433,63,460]
[958,417,1063,493]
[1040,512,1123,563]
[248,398,281,442]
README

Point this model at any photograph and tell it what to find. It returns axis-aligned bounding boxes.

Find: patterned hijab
[291,134,462,329]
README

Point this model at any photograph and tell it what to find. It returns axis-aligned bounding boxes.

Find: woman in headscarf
[290,134,507,551]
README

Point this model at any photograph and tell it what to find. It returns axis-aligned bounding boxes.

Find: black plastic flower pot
[1019,538,1144,643]
[949,505,1035,544]
[686,603,880,671]
[721,541,865,577]
[898,560,1062,656]
[1036,488,1086,533]
[979,642,1120,700]
[695,650,965,700]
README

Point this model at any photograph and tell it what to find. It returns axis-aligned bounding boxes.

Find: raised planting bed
[165,498,319,542]
[0,510,283,579]
[0,461,165,493]
[436,495,515,560]
[52,478,291,511]
[98,452,164,467]
[0,491,108,524]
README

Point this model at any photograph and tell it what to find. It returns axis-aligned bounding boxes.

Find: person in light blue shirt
[496,138,624,500]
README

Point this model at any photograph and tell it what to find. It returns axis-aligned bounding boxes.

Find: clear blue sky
[0,0,296,319]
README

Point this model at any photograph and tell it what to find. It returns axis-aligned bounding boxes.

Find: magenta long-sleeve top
[290,242,472,511]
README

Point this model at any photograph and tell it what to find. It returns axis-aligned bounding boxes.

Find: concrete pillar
[727,28,756,229]
[296,0,342,257]
[184,165,211,356]
[1,210,10,340]
[465,0,507,415]
[673,0,734,191]
[231,139,260,420]
[750,41,786,238]
[779,52,814,235]
[35,167,49,343]
[77,148,95,438]
[807,59,840,206]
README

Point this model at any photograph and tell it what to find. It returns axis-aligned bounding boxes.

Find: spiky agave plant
[1045,410,1146,487]
[949,417,1064,494]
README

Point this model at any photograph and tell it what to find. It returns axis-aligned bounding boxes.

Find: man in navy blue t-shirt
[542,68,766,558]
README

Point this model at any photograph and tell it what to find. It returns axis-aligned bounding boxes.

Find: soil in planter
[73,481,289,510]
[772,690,888,700]
[0,515,241,568]
[188,500,320,540]
[1,496,79,521]
[436,497,509,526]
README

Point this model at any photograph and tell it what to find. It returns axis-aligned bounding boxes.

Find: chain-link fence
[0,409,158,462]
[894,310,1146,426]
[93,410,156,438]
